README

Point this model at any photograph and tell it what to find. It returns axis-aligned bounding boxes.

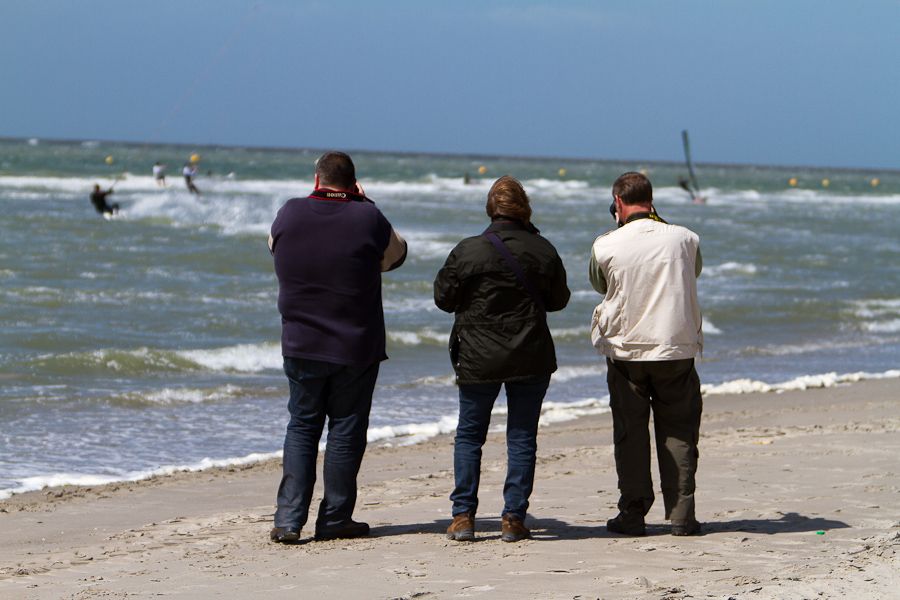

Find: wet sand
[1,378,898,599]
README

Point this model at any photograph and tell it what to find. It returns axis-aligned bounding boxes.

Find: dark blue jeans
[274,357,379,530]
[450,375,550,520]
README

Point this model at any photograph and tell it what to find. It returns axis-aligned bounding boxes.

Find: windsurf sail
[681,129,705,203]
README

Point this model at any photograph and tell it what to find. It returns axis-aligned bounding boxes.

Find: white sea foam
[368,415,459,446]
[410,373,457,386]
[388,329,446,346]
[704,262,759,277]
[854,298,900,311]
[863,319,900,333]
[122,189,281,237]
[539,397,610,425]
[740,338,871,358]
[383,296,442,314]
[851,298,900,333]
[0,173,570,204]
[552,365,603,382]
[702,318,723,335]
[701,369,900,396]
[402,230,457,261]
[116,385,244,405]
[177,343,282,373]
[0,450,283,501]
[551,325,591,340]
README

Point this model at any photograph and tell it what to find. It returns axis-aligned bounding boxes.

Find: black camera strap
[309,189,373,203]
[484,232,546,313]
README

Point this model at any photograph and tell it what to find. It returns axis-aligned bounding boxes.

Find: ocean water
[1,137,898,499]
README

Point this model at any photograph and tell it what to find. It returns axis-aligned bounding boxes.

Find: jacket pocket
[590,304,604,347]
[449,328,461,367]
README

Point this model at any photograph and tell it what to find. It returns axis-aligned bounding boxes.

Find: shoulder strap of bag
[484,231,546,313]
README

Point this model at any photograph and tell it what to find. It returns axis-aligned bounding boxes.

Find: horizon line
[1,135,896,176]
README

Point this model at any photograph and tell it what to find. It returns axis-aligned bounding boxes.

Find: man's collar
[625,210,667,225]
[309,188,370,203]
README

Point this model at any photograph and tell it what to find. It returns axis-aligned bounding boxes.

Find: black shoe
[671,519,702,536]
[270,526,301,543]
[314,519,370,541]
[606,514,646,536]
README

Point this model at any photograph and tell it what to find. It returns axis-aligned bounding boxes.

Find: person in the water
[90,184,119,216]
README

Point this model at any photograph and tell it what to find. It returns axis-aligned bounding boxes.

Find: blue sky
[1,1,897,168]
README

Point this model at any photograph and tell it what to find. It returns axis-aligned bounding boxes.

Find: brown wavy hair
[486,175,532,223]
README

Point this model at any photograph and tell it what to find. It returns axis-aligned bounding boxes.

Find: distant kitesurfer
[153,162,167,187]
[183,163,200,195]
[463,172,471,185]
[90,184,119,216]
[678,177,706,205]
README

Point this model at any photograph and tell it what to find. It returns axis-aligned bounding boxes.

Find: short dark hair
[315,151,356,189]
[612,172,653,205]
[486,175,532,223]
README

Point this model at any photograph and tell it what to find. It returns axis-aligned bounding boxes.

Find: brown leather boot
[501,514,530,542]
[446,512,475,541]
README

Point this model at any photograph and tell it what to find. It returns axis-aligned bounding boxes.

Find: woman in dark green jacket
[434,175,570,543]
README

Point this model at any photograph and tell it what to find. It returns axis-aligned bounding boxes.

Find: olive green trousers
[606,357,702,524]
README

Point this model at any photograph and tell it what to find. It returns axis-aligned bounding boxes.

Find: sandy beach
[1,377,897,599]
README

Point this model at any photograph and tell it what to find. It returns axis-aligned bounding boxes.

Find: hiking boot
[606,513,646,536]
[671,519,702,536]
[501,514,530,543]
[314,519,370,541]
[446,512,475,541]
[270,526,301,543]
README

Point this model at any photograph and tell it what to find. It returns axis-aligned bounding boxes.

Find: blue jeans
[450,375,550,520]
[274,357,379,530]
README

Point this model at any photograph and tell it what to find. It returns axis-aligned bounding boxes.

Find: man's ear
[314,173,320,189]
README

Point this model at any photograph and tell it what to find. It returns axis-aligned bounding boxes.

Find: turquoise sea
[1,137,898,498]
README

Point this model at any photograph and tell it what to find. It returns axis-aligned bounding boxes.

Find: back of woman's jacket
[434,219,570,384]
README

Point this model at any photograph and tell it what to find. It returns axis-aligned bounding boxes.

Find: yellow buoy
[104,155,114,165]
[477,165,487,175]
[639,168,648,176]
[558,168,567,177]
[190,153,201,163]
[871,178,880,187]
[788,177,798,187]
[821,178,830,188]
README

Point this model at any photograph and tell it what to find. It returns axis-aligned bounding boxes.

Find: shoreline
[1,377,898,598]
[1,369,897,503]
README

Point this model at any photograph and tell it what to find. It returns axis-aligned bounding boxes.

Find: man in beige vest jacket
[589,171,703,537]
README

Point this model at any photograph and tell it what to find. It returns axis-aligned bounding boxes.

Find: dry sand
[1,378,898,599]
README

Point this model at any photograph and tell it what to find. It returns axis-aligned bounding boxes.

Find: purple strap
[484,232,546,313]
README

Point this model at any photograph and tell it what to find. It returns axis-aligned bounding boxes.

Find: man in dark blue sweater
[268,151,407,543]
